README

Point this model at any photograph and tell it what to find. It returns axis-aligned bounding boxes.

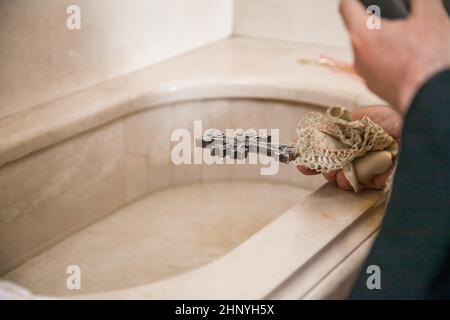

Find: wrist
[398,63,450,114]
[398,74,423,115]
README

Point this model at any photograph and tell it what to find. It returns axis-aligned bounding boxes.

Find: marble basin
[0,38,386,299]
[3,181,310,297]
[0,97,384,299]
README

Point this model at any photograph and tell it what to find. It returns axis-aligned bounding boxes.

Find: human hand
[297,105,403,191]
[339,0,450,114]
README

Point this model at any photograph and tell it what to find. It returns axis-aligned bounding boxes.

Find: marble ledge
[80,184,384,299]
[0,37,384,167]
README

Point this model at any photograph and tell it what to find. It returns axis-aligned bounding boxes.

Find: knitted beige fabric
[294,106,396,174]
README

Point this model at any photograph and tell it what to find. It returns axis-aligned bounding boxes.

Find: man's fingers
[369,164,395,189]
[411,0,447,18]
[350,105,404,139]
[323,170,338,183]
[296,166,320,175]
[339,0,369,33]
[319,165,394,191]
[336,170,354,190]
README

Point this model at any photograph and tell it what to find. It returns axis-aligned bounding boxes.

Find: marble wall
[0,0,233,119]
[234,0,350,48]
[0,0,354,119]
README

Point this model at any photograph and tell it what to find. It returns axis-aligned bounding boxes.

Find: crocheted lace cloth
[294,106,395,173]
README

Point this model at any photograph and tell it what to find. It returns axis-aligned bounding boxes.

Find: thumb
[339,0,369,33]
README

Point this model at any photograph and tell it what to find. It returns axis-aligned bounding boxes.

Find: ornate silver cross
[195,129,297,164]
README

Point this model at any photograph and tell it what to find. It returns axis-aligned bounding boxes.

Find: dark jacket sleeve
[350,70,450,299]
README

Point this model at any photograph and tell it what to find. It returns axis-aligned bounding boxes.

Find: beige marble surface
[234,0,349,48]
[4,181,311,297]
[76,184,383,300]
[268,204,384,299]
[0,0,233,119]
[303,231,379,300]
[0,37,384,167]
[0,98,325,276]
[0,37,387,300]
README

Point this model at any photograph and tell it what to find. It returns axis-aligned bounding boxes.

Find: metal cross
[195,129,297,164]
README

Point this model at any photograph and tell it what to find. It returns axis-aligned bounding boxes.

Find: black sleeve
[350,70,450,299]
